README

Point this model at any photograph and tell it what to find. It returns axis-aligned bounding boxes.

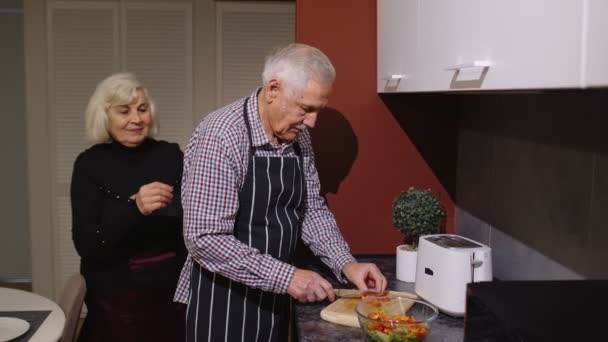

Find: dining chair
[58,273,86,342]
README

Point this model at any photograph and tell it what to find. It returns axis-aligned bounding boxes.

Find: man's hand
[130,181,174,215]
[342,262,387,293]
[287,269,336,303]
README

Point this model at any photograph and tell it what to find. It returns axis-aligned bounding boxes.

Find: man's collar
[246,88,271,147]
[247,88,296,149]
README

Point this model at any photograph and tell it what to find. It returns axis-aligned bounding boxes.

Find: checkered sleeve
[175,119,296,302]
[298,129,356,283]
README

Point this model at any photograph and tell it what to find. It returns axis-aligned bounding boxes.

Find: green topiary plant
[392,187,445,249]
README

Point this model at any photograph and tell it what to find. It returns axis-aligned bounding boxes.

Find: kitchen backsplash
[382,89,608,279]
[455,90,608,279]
[457,207,581,280]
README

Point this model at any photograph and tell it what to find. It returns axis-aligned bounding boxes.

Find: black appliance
[464,280,608,342]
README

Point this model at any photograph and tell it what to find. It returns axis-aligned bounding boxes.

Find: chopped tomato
[365,309,429,340]
[367,322,381,331]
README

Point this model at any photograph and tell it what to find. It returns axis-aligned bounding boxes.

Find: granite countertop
[294,255,464,342]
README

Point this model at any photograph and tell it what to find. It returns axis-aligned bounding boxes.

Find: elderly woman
[71,72,185,342]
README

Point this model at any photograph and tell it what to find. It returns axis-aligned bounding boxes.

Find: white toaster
[414,234,492,317]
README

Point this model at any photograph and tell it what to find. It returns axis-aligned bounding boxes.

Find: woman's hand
[130,181,174,215]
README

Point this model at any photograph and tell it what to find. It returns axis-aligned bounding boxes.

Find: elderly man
[175,43,386,342]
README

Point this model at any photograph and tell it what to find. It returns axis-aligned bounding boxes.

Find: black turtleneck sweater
[70,138,185,292]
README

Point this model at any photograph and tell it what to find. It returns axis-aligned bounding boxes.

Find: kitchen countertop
[294,255,464,342]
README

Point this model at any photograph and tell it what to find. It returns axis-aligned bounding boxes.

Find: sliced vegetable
[364,309,428,342]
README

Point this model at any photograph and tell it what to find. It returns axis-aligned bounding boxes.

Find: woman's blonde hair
[85,72,158,143]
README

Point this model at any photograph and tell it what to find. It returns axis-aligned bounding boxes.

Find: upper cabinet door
[419,0,583,92]
[417,0,475,92]
[379,0,597,92]
[478,0,582,90]
[377,0,420,92]
[585,0,608,88]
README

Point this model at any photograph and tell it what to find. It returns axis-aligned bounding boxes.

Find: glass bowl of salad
[355,296,439,342]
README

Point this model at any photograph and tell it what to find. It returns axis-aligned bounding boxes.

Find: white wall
[0,0,31,279]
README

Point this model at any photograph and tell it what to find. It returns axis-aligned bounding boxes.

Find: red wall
[297,0,455,253]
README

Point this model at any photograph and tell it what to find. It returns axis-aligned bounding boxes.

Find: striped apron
[186,99,305,342]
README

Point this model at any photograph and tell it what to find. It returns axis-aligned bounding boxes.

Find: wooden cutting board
[320,290,417,327]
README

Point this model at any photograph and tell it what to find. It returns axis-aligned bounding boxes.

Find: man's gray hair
[85,72,158,144]
[262,43,336,97]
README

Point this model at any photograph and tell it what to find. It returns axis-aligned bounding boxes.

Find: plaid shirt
[174,90,356,303]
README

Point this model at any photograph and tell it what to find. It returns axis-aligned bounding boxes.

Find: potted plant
[392,187,445,282]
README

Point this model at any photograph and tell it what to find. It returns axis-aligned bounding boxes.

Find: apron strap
[241,98,255,160]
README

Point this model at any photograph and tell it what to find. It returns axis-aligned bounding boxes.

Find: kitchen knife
[332,289,389,298]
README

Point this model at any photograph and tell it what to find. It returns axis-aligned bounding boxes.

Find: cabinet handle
[445,60,492,71]
[380,74,409,80]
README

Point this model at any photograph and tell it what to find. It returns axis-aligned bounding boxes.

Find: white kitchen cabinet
[377,0,420,92]
[378,0,606,92]
[585,0,608,87]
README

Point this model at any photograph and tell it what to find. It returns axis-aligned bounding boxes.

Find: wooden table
[0,287,65,342]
